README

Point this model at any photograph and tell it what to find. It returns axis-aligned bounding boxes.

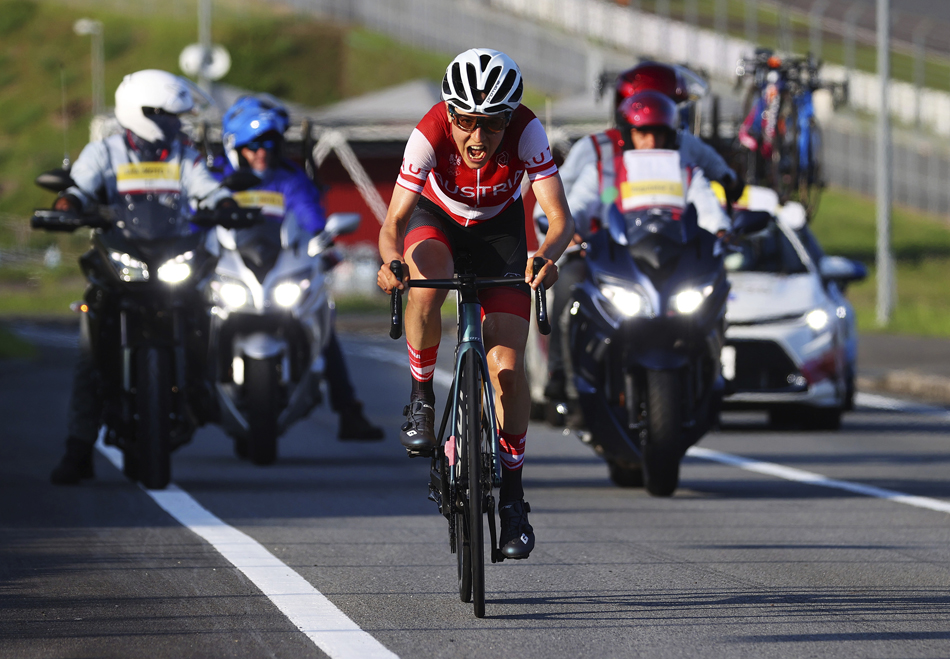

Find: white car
[721,192,866,429]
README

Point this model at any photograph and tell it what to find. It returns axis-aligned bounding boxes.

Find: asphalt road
[3,328,950,658]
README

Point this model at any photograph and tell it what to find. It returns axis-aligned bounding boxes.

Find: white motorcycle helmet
[441,48,523,115]
[114,69,194,144]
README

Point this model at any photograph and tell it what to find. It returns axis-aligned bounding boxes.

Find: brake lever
[390,260,404,340]
[532,256,551,336]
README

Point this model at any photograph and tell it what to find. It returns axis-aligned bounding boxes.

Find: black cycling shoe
[499,499,534,559]
[400,400,437,455]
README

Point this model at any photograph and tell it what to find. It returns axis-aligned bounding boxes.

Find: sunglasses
[142,107,178,117]
[242,139,277,151]
[448,106,510,134]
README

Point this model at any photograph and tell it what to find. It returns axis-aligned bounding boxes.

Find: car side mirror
[731,210,772,236]
[35,168,76,193]
[819,256,867,284]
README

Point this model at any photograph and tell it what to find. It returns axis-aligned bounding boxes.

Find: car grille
[728,339,804,392]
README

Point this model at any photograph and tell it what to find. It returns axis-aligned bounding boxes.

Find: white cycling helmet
[114,69,194,143]
[441,48,523,115]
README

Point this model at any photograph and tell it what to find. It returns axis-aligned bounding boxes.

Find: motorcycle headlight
[108,251,149,282]
[274,281,303,307]
[219,282,249,308]
[157,261,192,284]
[600,283,649,317]
[806,308,830,331]
[671,285,715,315]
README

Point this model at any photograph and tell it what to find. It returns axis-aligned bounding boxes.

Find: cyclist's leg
[400,206,453,449]
[484,311,535,558]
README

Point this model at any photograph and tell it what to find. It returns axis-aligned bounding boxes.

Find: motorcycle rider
[539,62,738,404]
[50,69,236,485]
[218,94,384,441]
[547,90,730,417]
[376,49,573,558]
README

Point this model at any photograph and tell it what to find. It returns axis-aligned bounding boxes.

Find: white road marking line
[94,437,399,659]
[856,391,950,418]
[688,446,950,515]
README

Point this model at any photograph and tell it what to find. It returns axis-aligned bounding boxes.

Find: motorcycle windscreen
[113,161,193,241]
[607,205,691,270]
[234,221,283,282]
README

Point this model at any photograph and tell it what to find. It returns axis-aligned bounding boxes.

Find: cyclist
[218,95,385,441]
[377,48,574,559]
[538,61,738,404]
[50,69,235,485]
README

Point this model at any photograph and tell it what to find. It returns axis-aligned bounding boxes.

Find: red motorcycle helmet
[617,90,679,134]
[614,61,689,110]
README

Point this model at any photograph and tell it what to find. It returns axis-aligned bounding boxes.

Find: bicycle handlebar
[388,257,551,340]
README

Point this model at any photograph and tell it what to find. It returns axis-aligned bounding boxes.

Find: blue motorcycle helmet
[222,94,290,169]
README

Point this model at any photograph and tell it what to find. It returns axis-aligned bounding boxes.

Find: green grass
[810,186,950,336]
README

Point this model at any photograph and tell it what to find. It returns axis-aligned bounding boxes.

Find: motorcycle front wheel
[642,369,683,497]
[133,347,173,490]
[245,356,281,466]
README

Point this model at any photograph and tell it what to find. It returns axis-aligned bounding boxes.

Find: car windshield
[724,223,807,274]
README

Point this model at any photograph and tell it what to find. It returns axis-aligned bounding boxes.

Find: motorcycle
[204,208,360,465]
[31,168,260,489]
[548,151,766,496]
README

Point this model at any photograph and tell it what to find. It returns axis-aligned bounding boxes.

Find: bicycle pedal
[405,446,435,459]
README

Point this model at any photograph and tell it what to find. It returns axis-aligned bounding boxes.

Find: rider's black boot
[338,401,385,441]
[50,436,95,485]
[400,399,437,453]
[499,499,534,559]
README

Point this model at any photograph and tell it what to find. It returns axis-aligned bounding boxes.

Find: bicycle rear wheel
[458,350,485,617]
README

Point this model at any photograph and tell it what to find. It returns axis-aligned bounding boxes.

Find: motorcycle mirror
[221,170,261,193]
[324,212,361,238]
[731,210,771,236]
[35,168,76,193]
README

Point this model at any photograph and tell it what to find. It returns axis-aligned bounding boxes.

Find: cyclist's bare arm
[527,173,574,289]
[378,184,421,294]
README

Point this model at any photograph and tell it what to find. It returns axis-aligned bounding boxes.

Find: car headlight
[600,283,649,317]
[108,251,149,282]
[220,282,249,308]
[806,308,830,331]
[274,281,303,307]
[157,261,192,284]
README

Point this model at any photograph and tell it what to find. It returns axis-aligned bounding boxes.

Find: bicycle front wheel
[458,349,486,617]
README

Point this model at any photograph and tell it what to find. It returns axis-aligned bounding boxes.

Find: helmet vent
[493,69,517,104]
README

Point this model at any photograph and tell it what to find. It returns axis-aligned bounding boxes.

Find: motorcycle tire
[134,347,173,490]
[642,369,682,497]
[245,356,280,466]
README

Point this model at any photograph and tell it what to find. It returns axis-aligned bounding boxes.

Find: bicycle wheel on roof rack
[771,93,800,204]
[799,119,824,218]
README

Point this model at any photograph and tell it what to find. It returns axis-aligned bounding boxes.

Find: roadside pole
[198,0,212,93]
[876,0,895,326]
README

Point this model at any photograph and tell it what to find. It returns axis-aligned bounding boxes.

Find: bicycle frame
[389,256,550,618]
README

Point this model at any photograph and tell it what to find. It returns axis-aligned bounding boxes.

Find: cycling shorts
[405,197,530,321]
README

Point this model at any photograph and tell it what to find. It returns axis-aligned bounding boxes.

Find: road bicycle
[735,49,845,216]
[389,256,550,618]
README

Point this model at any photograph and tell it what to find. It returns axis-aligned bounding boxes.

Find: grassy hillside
[0,0,450,228]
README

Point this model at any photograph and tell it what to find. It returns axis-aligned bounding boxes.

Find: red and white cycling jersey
[397,102,558,226]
